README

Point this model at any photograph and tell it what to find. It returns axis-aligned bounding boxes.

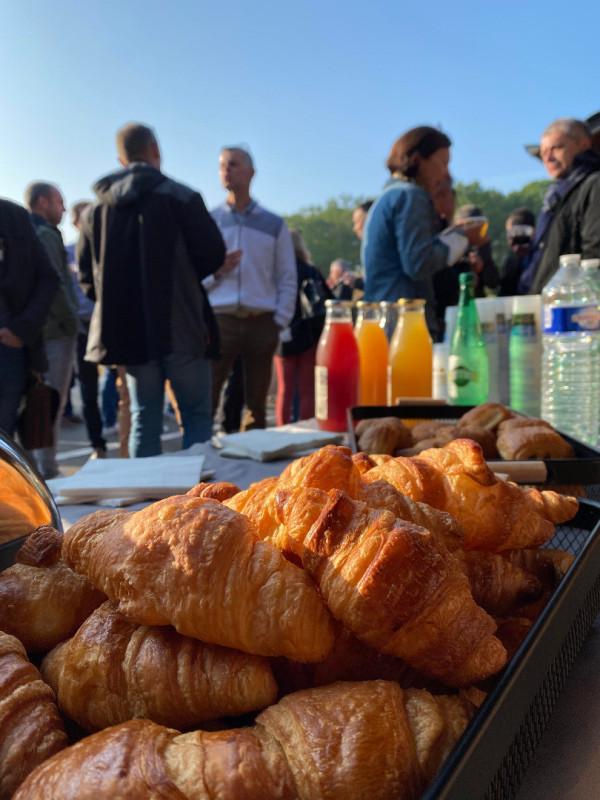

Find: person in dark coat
[77,122,226,457]
[519,118,600,294]
[0,199,58,435]
[498,208,536,296]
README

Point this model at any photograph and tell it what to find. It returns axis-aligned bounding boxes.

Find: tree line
[284,180,551,277]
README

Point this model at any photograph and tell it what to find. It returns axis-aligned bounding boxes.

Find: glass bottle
[315,300,360,431]
[447,272,489,405]
[379,301,399,343]
[388,299,432,404]
[354,301,388,406]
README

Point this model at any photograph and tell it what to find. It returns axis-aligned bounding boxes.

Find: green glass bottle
[447,272,489,405]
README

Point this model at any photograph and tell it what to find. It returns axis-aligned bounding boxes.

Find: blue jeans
[125,353,212,458]
[0,342,28,436]
[101,367,119,428]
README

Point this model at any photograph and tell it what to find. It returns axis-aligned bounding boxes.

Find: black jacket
[276,260,332,357]
[0,199,59,372]
[530,151,600,294]
[77,163,226,365]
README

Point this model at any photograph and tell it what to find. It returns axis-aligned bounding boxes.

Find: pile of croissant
[0,440,579,799]
[355,401,575,461]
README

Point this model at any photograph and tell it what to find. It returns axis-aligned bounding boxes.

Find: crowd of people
[0,114,598,471]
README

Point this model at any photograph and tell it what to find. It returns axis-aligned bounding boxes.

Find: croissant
[62,495,335,662]
[457,401,514,431]
[355,416,413,454]
[13,680,475,800]
[0,526,106,652]
[0,631,67,800]
[41,601,278,732]
[499,547,575,590]
[279,444,363,497]
[454,550,543,615]
[362,439,579,551]
[186,481,241,502]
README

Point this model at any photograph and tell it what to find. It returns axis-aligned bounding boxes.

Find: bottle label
[314,366,328,420]
[543,304,600,333]
[448,356,480,393]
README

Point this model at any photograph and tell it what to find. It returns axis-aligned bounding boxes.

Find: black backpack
[298,275,328,320]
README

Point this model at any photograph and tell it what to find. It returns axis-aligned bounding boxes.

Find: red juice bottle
[315,300,360,431]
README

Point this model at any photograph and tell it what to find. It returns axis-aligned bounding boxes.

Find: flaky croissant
[0,632,66,800]
[13,680,475,800]
[355,416,413,454]
[41,601,278,732]
[0,526,105,652]
[62,495,335,662]
[362,439,579,551]
[454,550,543,615]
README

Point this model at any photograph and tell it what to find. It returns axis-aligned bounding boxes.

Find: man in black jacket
[520,118,600,294]
[77,122,226,457]
[0,199,59,435]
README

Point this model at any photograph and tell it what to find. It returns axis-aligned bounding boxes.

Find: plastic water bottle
[541,254,600,444]
[509,295,542,417]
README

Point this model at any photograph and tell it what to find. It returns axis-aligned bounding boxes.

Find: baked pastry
[0,632,66,800]
[41,601,278,732]
[355,416,413,455]
[457,401,514,431]
[186,481,241,502]
[273,486,506,686]
[454,550,543,615]
[496,423,574,460]
[279,444,362,497]
[450,425,500,460]
[411,420,456,443]
[362,439,579,551]
[0,526,105,652]
[13,680,475,800]
[62,496,335,662]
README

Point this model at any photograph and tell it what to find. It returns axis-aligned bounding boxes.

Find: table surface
[55,442,600,800]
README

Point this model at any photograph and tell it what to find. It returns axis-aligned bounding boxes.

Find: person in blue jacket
[362,126,483,341]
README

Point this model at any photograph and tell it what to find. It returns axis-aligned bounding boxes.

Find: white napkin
[48,451,208,506]
[213,421,345,461]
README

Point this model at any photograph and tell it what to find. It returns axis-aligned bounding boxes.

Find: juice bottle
[388,298,433,403]
[315,300,360,431]
[354,301,388,406]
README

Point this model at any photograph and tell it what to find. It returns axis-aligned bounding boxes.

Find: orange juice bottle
[388,298,433,403]
[354,302,388,405]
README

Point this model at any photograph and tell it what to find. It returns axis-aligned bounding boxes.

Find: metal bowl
[0,428,62,568]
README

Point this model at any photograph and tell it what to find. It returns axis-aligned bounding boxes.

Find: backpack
[298,276,328,320]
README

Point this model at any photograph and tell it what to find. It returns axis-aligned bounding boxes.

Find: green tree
[284,195,367,275]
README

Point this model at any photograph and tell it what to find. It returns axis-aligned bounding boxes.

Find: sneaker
[102,424,119,437]
[90,447,107,460]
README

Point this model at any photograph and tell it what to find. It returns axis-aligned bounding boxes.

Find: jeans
[31,336,77,478]
[125,353,212,458]
[77,331,105,450]
[101,367,119,428]
[0,342,28,436]
[274,346,317,426]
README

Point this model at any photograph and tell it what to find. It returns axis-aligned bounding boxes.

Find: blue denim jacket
[361,179,449,337]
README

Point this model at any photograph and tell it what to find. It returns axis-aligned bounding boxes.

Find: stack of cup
[508,294,542,416]
[475,297,501,403]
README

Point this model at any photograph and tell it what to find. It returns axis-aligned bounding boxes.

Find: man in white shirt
[205,147,297,430]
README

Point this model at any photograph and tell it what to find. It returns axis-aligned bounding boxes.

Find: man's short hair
[542,118,592,143]
[221,145,254,168]
[70,200,91,227]
[24,181,55,211]
[116,122,158,164]
[356,200,374,214]
[330,258,350,273]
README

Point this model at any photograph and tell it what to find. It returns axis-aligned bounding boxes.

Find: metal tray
[423,498,600,799]
[347,404,600,493]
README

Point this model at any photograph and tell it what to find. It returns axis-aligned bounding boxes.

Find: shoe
[90,447,107,460]
[102,424,119,437]
[62,414,85,425]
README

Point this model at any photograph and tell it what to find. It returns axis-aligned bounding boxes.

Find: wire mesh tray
[423,498,600,800]
[347,404,600,494]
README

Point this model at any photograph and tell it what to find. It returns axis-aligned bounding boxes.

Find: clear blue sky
[2,0,598,242]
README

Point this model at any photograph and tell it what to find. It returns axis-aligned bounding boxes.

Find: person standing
[77,122,226,457]
[206,146,297,430]
[25,182,78,478]
[520,117,600,294]
[0,199,58,437]
[361,126,483,340]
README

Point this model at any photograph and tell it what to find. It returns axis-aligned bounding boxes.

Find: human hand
[216,249,243,278]
[0,327,24,348]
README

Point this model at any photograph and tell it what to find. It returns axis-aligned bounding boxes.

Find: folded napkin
[213,421,344,461]
[48,450,209,507]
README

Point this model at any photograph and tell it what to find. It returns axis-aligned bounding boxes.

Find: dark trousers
[77,332,106,450]
[212,313,279,431]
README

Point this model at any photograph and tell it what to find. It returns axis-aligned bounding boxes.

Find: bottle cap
[558,253,581,267]
[582,259,600,270]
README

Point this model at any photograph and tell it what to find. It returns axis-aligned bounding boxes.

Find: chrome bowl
[0,428,62,568]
